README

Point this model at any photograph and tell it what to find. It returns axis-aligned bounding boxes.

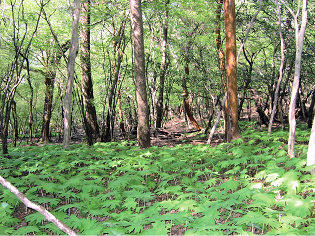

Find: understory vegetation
[0,122,314,235]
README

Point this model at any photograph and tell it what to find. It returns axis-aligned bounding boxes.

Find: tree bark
[129,0,151,148]
[80,0,99,145]
[156,0,169,129]
[288,0,308,158]
[215,0,229,141]
[63,0,80,148]
[224,0,241,141]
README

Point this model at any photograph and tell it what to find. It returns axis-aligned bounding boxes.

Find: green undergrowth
[0,123,314,235]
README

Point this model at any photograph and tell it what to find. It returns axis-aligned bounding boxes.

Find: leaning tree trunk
[224,0,240,141]
[129,0,151,148]
[80,0,99,145]
[155,0,169,129]
[288,0,308,158]
[63,0,80,148]
[182,63,202,131]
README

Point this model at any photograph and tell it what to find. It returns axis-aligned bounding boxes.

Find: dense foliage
[1,122,313,234]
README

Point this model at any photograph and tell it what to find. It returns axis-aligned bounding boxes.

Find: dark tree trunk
[11,100,18,147]
[41,41,70,143]
[308,90,315,128]
[80,0,99,145]
[42,71,55,143]
[156,0,169,129]
[129,0,151,148]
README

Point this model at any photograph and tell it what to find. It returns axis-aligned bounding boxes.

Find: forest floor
[1,119,314,235]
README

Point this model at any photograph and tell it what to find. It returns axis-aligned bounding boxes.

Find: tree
[155,0,169,129]
[307,115,315,174]
[129,0,150,148]
[64,0,80,148]
[286,0,308,158]
[80,0,99,145]
[224,0,241,141]
[41,40,70,143]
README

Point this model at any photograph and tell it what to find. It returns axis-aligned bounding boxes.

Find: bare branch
[0,175,77,236]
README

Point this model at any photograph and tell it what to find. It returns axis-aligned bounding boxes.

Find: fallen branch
[0,175,77,236]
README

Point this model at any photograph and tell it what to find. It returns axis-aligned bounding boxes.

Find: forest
[0,0,314,235]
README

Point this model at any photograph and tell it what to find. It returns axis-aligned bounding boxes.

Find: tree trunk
[129,0,150,148]
[215,0,229,141]
[103,18,127,142]
[63,0,80,148]
[307,115,315,174]
[156,0,169,129]
[80,0,99,145]
[224,0,240,141]
[268,0,285,134]
[11,100,18,147]
[182,63,202,131]
[41,41,70,143]
[308,90,315,128]
[288,0,308,158]
[42,71,55,143]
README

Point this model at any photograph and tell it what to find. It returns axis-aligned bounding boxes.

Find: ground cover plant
[0,122,314,235]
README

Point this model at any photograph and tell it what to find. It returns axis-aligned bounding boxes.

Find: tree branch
[0,175,77,236]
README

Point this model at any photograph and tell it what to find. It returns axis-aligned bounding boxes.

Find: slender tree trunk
[42,71,56,143]
[80,0,99,145]
[11,100,18,147]
[104,19,126,142]
[129,0,150,148]
[224,0,240,141]
[268,0,285,134]
[288,0,308,158]
[26,76,33,142]
[117,90,126,136]
[156,0,169,129]
[63,0,80,148]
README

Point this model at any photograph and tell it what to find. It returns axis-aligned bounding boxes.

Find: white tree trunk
[307,116,315,173]
[63,0,80,148]
[287,0,308,158]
